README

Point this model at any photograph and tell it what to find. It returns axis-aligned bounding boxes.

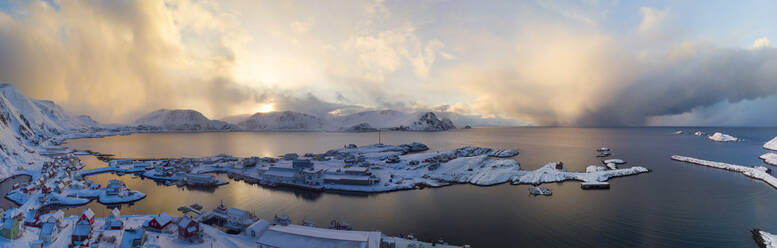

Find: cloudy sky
[1,0,776,126]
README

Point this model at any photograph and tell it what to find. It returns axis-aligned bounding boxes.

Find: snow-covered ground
[671,155,777,189]
[0,213,465,248]
[757,230,777,248]
[765,136,777,151]
[708,132,739,142]
[761,153,777,167]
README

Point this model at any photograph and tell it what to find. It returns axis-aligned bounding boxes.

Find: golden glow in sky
[255,103,274,113]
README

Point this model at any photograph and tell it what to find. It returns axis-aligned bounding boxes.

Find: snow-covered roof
[155,212,172,224]
[82,208,95,219]
[73,222,91,236]
[256,224,381,248]
[178,216,194,228]
[40,222,55,235]
[226,208,251,218]
[247,219,271,236]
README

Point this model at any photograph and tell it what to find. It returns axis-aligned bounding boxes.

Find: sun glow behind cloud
[255,103,274,113]
[0,0,776,126]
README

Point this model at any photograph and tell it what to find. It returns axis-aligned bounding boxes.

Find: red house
[177,216,201,241]
[41,185,51,194]
[145,212,172,231]
[23,209,41,227]
[78,208,95,226]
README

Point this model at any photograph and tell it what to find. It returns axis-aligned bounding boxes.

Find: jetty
[671,155,777,189]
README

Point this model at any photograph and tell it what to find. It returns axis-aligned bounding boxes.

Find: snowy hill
[134,109,238,131]
[0,84,99,178]
[232,110,456,131]
[238,111,325,130]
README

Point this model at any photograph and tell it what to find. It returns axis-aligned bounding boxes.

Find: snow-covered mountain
[134,109,238,131]
[238,111,325,130]
[0,84,99,177]
[230,110,455,131]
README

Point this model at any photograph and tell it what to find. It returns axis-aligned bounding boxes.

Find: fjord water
[62,127,777,247]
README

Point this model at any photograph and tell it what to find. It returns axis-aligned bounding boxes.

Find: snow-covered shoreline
[671,155,777,189]
[754,229,777,248]
[765,136,777,151]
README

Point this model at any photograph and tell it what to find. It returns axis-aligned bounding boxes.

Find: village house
[39,211,65,244]
[144,212,173,232]
[177,216,202,242]
[23,208,41,228]
[105,180,126,196]
[118,228,145,248]
[104,208,123,230]
[0,209,24,240]
[71,208,95,247]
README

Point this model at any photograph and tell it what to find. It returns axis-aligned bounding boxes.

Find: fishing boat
[329,219,352,230]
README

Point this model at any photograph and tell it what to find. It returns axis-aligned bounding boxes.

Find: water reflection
[57,127,777,247]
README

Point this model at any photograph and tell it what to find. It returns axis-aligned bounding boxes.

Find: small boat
[528,186,552,196]
[273,214,292,226]
[302,219,317,227]
[190,203,203,210]
[595,147,611,152]
[329,219,352,230]
[596,152,611,157]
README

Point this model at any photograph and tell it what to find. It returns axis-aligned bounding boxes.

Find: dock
[580,181,610,189]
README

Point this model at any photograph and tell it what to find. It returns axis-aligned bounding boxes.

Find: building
[79,208,95,226]
[184,174,218,186]
[0,209,24,240]
[249,220,382,248]
[145,212,173,232]
[105,180,126,196]
[39,211,64,244]
[104,208,123,230]
[177,216,201,242]
[283,153,299,160]
[118,228,145,248]
[323,170,380,186]
[71,219,92,247]
[292,159,313,169]
[24,208,41,227]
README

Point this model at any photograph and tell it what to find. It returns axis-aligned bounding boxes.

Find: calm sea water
[59,127,777,247]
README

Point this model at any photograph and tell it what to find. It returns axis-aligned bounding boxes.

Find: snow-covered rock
[603,159,626,164]
[765,136,777,151]
[756,230,777,248]
[708,132,739,142]
[454,146,518,158]
[135,109,237,131]
[761,153,777,166]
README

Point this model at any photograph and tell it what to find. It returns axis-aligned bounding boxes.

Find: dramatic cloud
[1,1,776,126]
